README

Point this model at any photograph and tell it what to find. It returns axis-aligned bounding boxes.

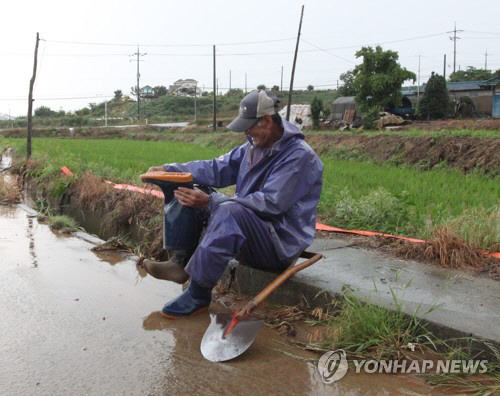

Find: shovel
[201,251,322,362]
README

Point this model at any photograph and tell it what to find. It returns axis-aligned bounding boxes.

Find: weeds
[442,206,500,252]
[70,173,165,258]
[397,227,497,270]
[48,215,79,232]
[305,280,499,393]
[311,291,430,360]
[0,176,20,204]
[424,339,500,395]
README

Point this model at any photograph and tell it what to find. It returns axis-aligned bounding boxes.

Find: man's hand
[174,187,210,209]
[147,166,165,173]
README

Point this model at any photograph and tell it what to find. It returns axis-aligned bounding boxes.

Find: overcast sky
[1,0,499,116]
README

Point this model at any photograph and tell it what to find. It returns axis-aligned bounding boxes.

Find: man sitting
[145,90,323,318]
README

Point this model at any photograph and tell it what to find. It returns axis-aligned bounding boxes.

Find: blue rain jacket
[163,119,323,262]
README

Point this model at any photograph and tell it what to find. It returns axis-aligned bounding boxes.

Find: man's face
[246,116,274,148]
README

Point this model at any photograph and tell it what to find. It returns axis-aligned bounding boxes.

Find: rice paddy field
[1,136,498,248]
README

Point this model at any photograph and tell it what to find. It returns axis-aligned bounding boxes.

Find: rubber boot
[161,279,212,318]
[142,250,190,284]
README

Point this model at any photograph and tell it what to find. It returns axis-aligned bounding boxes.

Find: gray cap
[227,90,280,132]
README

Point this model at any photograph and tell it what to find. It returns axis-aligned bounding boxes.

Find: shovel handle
[237,251,322,318]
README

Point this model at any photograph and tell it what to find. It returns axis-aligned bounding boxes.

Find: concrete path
[229,238,500,346]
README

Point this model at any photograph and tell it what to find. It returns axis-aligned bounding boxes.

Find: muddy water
[0,205,436,395]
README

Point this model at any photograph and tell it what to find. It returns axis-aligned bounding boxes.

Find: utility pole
[213,45,216,131]
[245,73,247,93]
[485,49,488,70]
[194,82,197,123]
[27,32,40,160]
[130,45,147,121]
[286,5,304,121]
[448,22,463,74]
[104,100,108,127]
[280,66,283,91]
[417,55,421,105]
[443,54,447,79]
[229,70,232,91]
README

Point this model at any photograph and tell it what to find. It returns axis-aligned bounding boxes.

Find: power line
[464,30,500,35]
[461,37,500,40]
[0,96,113,101]
[37,31,450,57]
[42,37,296,47]
[301,39,355,64]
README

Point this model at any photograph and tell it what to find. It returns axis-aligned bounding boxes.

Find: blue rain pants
[184,201,290,288]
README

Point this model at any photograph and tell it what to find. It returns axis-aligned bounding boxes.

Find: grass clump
[442,206,499,252]
[48,215,78,232]
[396,226,498,271]
[312,291,430,360]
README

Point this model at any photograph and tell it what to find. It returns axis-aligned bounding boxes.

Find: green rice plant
[319,158,499,240]
[2,136,498,248]
[308,128,500,139]
[329,187,412,235]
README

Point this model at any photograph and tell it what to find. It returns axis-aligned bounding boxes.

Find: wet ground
[0,204,439,395]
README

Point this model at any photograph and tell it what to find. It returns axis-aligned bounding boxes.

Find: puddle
[0,205,436,394]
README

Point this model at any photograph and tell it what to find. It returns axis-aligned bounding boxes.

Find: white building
[168,79,202,96]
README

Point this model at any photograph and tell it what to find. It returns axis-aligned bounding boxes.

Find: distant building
[140,85,156,100]
[169,79,201,96]
[479,78,500,118]
[402,80,494,115]
[330,96,359,121]
[279,105,313,129]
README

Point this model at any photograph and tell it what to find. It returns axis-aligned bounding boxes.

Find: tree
[257,84,266,91]
[495,69,500,78]
[418,72,450,120]
[337,70,356,96]
[310,96,323,128]
[153,85,168,97]
[271,85,280,92]
[113,90,123,101]
[449,67,493,82]
[226,88,244,96]
[353,46,416,128]
[34,106,56,117]
[178,87,195,96]
[75,107,90,116]
[130,86,139,99]
[307,85,314,91]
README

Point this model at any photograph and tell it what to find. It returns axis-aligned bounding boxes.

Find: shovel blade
[201,313,264,362]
